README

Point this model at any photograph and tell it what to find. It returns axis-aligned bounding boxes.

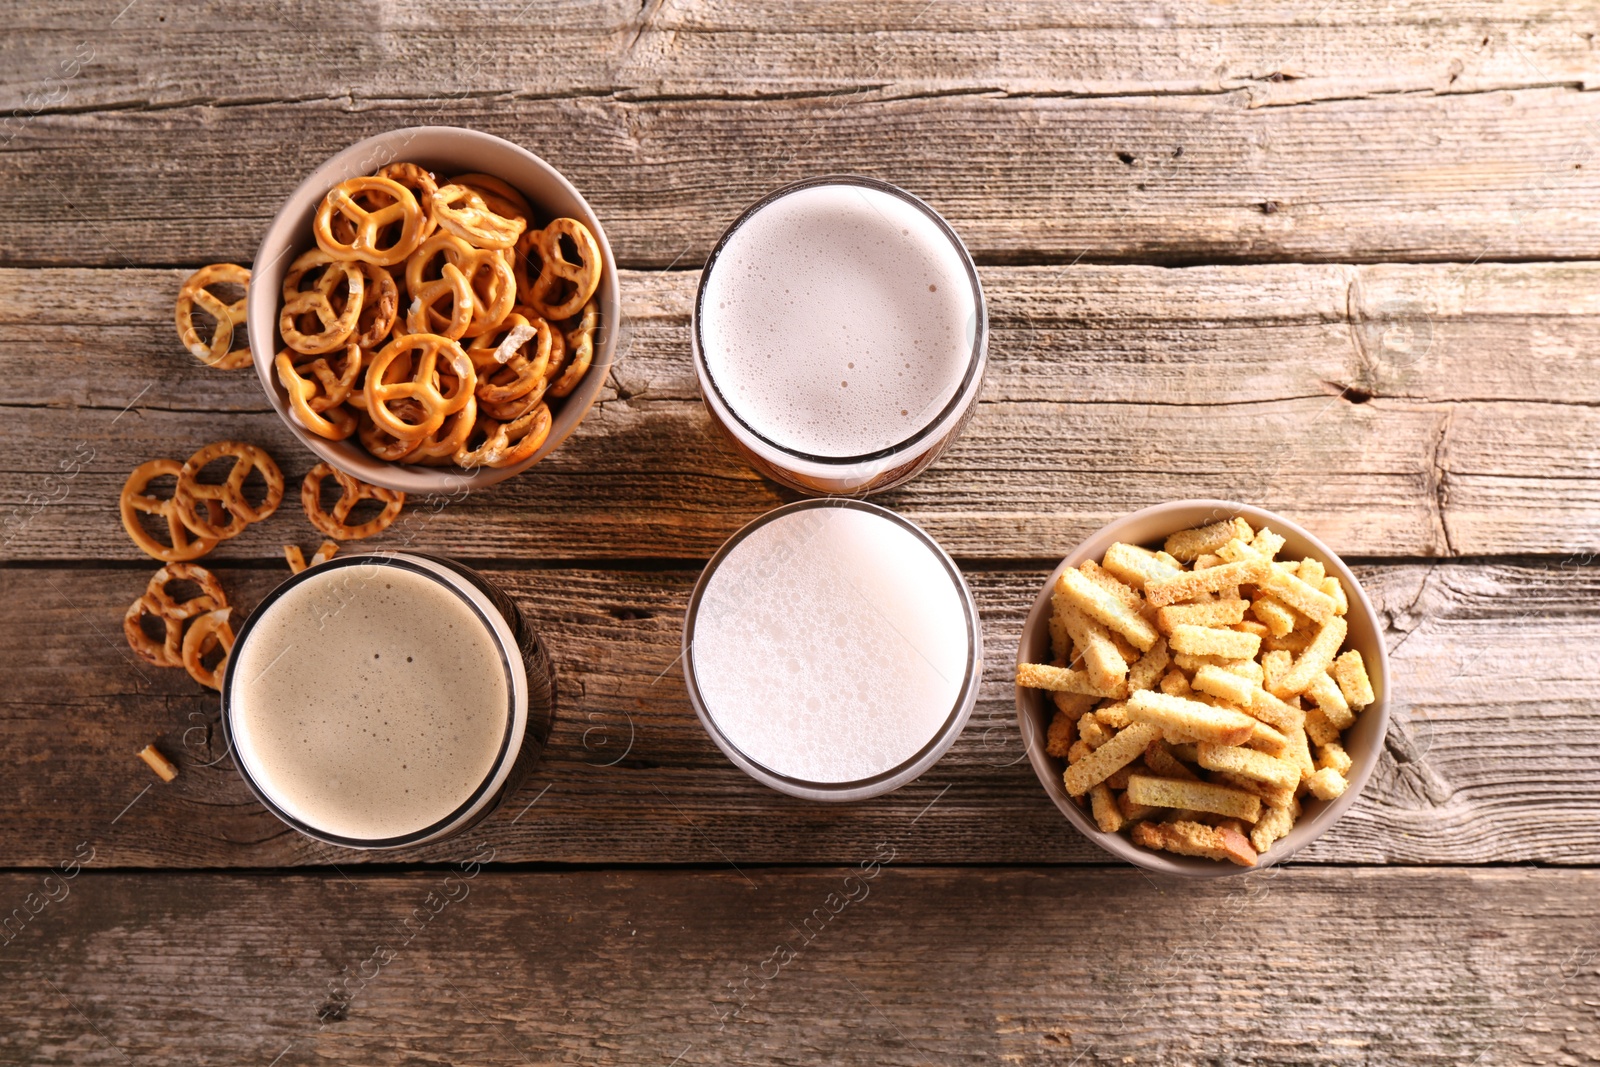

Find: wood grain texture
[6,85,1600,268]
[0,866,1595,1065]
[1,561,1595,869]
[5,263,1598,561]
[7,1,1598,109]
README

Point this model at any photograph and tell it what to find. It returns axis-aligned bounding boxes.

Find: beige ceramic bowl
[247,126,620,494]
[1016,500,1389,876]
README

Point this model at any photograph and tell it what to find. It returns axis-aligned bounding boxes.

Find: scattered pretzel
[284,539,340,574]
[519,218,602,321]
[182,607,235,691]
[175,264,252,369]
[314,176,426,266]
[121,459,221,562]
[301,462,407,540]
[173,440,284,541]
[123,563,228,669]
[138,744,179,783]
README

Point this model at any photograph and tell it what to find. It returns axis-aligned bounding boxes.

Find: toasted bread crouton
[1118,790,1162,822]
[1077,716,1113,750]
[1055,568,1158,651]
[1270,616,1348,698]
[1303,703,1340,747]
[1126,690,1257,746]
[1163,517,1254,562]
[1196,743,1301,791]
[1045,711,1077,758]
[1169,624,1262,660]
[1212,770,1296,810]
[1142,738,1200,781]
[1159,668,1192,697]
[1247,687,1306,733]
[1103,541,1183,591]
[1244,719,1291,759]
[1127,638,1170,694]
[1250,526,1287,559]
[1089,783,1125,832]
[1261,648,1293,691]
[1056,600,1129,696]
[1132,818,1258,866]
[1192,663,1256,707]
[1262,568,1338,625]
[1051,690,1097,720]
[1315,741,1353,776]
[1304,767,1348,801]
[1156,599,1248,634]
[1321,575,1349,615]
[1332,649,1375,708]
[1018,662,1117,697]
[1251,595,1298,638]
[1125,774,1262,822]
[1061,722,1162,796]
[1093,701,1133,729]
[1144,558,1270,609]
[1284,723,1316,780]
[1305,672,1354,730]
[1104,763,1137,791]
[1249,803,1296,854]
[1079,559,1147,612]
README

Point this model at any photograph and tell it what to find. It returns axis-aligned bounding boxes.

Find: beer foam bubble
[699,182,978,458]
[690,506,971,783]
[229,565,509,842]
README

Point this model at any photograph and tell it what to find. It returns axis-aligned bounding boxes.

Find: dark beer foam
[229,565,509,841]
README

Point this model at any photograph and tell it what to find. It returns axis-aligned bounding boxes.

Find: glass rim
[682,498,981,799]
[222,552,521,850]
[692,175,988,467]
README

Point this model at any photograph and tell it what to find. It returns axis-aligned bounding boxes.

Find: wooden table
[4,2,1599,1063]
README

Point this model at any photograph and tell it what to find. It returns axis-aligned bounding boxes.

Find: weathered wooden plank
[0,866,1594,1065]
[6,0,1597,112]
[0,561,1595,868]
[5,86,1600,268]
[18,261,1600,407]
[6,264,1599,560]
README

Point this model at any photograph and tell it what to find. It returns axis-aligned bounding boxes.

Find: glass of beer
[683,499,983,801]
[692,176,988,496]
[222,553,554,849]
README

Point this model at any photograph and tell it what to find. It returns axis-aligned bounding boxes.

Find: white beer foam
[700,183,977,458]
[692,507,970,783]
[230,566,508,841]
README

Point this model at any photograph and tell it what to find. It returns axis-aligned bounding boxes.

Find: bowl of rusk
[247,126,620,493]
[1015,500,1389,876]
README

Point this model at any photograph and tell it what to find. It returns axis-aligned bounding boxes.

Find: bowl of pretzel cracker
[1015,500,1389,876]
[247,126,620,492]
